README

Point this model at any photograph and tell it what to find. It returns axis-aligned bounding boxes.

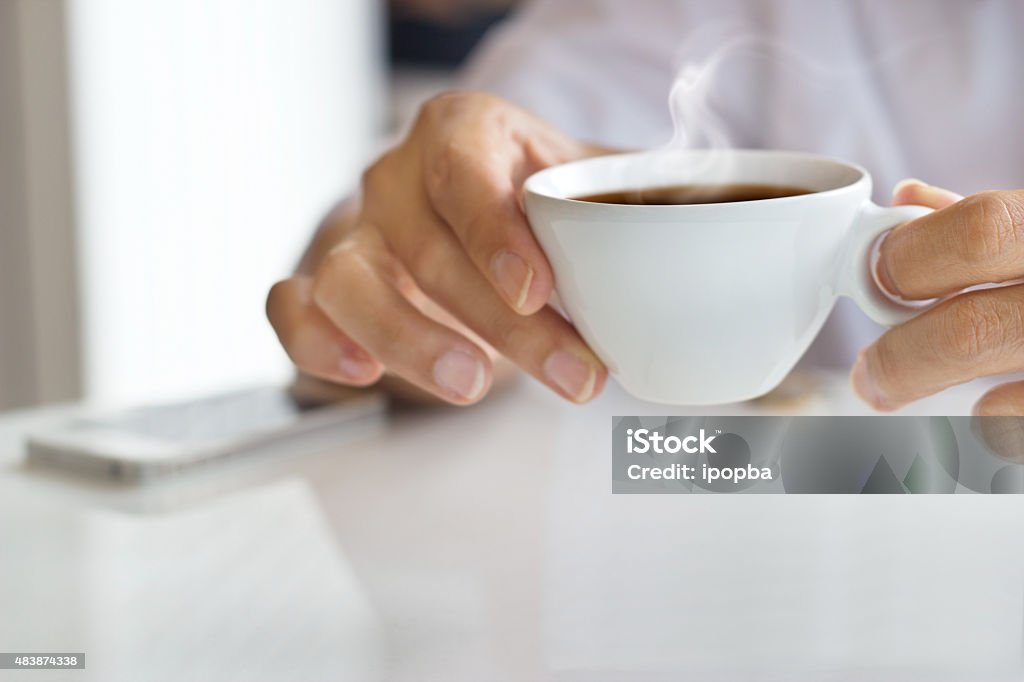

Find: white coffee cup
[523,148,933,405]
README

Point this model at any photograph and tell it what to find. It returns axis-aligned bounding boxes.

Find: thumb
[891,177,963,209]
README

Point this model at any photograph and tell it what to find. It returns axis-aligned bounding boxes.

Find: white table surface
[1,371,1023,681]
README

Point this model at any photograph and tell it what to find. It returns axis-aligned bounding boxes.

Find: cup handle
[837,201,934,327]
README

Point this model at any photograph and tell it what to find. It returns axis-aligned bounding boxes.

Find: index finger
[421,119,556,315]
[877,190,1024,300]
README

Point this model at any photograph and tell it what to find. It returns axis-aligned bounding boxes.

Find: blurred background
[0,0,520,411]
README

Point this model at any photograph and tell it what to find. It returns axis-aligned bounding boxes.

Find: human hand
[852,179,1024,414]
[267,92,610,405]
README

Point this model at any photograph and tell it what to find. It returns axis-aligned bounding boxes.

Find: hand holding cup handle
[837,202,935,327]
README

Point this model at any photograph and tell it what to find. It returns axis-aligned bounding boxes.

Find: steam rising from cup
[658,35,776,183]
[666,54,732,151]
[657,30,949,189]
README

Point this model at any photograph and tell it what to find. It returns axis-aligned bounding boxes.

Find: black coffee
[573,183,813,205]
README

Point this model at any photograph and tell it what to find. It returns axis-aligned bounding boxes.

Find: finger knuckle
[419,90,496,121]
[942,294,1010,360]
[405,235,452,283]
[418,91,488,139]
[959,192,1021,269]
[479,306,527,353]
[372,318,406,358]
[311,239,367,305]
[423,100,507,199]
[417,91,460,124]
[426,137,471,199]
[460,211,497,255]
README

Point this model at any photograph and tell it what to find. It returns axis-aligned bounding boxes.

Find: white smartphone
[25,385,387,481]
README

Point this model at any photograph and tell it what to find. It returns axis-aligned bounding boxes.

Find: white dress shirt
[460,0,1024,367]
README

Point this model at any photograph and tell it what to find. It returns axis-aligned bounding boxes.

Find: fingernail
[492,250,534,312]
[892,178,963,205]
[433,350,486,401]
[338,353,376,381]
[921,184,964,205]
[851,352,889,411]
[891,177,927,198]
[544,350,597,403]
